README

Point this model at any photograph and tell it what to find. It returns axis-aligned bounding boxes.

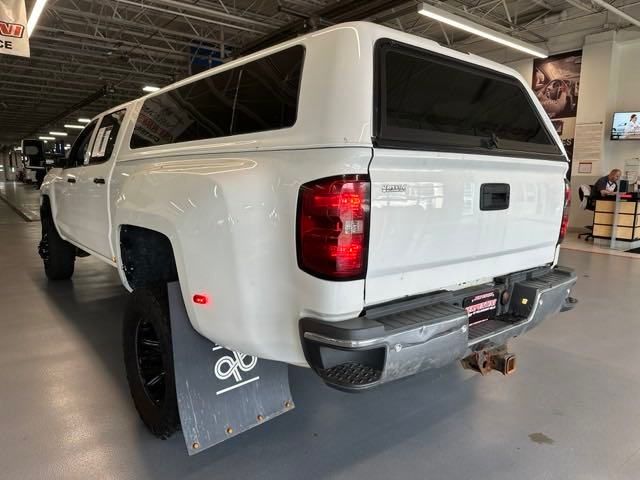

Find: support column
[1,149,13,182]
[569,31,620,229]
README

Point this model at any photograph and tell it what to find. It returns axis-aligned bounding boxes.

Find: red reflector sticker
[193,294,209,305]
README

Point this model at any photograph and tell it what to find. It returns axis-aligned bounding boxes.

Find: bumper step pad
[320,362,382,388]
[468,319,513,341]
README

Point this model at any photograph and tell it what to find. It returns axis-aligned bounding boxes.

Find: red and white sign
[463,290,498,324]
[0,0,30,58]
[133,95,193,145]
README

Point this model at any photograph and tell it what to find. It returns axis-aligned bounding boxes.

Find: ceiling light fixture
[39,136,55,140]
[142,86,160,93]
[64,124,85,129]
[78,118,91,123]
[27,0,49,36]
[417,3,548,58]
[49,131,68,136]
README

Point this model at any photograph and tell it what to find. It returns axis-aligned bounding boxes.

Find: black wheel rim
[135,317,166,406]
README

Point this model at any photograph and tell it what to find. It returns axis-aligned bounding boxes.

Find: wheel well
[40,195,51,220]
[120,225,178,290]
[40,196,55,234]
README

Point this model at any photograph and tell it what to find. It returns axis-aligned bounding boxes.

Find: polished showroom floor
[1,183,640,479]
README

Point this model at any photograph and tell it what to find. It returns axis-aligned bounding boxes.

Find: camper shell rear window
[374,39,565,161]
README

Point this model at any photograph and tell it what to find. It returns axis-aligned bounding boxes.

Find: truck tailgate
[365,149,567,306]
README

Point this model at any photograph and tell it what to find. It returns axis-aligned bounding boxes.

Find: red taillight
[297,175,370,280]
[558,179,570,244]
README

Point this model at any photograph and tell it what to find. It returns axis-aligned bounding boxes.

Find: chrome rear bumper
[300,266,577,391]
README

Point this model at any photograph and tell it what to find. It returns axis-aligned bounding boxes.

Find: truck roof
[98,21,562,158]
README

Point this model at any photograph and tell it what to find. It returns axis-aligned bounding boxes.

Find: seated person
[594,169,621,198]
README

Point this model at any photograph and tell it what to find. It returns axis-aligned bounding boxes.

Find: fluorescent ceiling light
[27,0,49,36]
[142,86,160,93]
[64,124,84,129]
[39,136,55,140]
[49,131,67,136]
[417,3,548,58]
[78,118,91,123]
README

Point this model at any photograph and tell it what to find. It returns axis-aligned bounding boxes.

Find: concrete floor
[1,189,640,479]
[0,181,41,222]
[0,195,26,225]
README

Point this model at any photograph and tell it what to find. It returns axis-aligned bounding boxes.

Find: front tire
[123,286,180,439]
[39,213,75,280]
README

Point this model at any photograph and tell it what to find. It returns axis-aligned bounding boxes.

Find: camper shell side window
[130,45,305,149]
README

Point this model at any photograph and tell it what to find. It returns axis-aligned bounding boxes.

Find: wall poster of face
[533,50,582,119]
[532,50,582,166]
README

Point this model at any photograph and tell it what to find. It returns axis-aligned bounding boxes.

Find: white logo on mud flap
[212,345,259,395]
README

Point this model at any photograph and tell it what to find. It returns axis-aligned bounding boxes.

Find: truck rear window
[130,45,304,149]
[374,40,563,159]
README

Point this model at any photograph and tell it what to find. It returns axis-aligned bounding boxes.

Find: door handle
[67,177,76,183]
[93,177,105,185]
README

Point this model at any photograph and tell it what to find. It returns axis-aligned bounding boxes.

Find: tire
[39,213,75,281]
[123,286,180,439]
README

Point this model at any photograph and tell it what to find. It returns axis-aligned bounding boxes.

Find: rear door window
[374,40,562,159]
[67,120,98,168]
[90,109,126,164]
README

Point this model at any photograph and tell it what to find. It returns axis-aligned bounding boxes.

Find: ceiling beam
[591,0,640,28]
[50,5,232,47]
[28,43,188,72]
[5,56,174,81]
[114,0,269,34]
[147,0,281,29]
[237,0,410,56]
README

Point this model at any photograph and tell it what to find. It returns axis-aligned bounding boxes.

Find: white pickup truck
[39,22,576,440]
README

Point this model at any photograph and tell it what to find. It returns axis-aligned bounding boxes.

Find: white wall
[573,31,619,177]
[507,31,640,174]
[608,41,640,170]
[505,31,640,228]
[506,58,533,85]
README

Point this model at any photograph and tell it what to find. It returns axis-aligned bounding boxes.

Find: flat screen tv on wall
[611,111,640,140]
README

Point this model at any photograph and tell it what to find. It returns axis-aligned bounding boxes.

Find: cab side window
[90,109,126,164]
[66,120,98,168]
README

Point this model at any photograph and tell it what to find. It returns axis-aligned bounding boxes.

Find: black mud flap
[167,282,295,455]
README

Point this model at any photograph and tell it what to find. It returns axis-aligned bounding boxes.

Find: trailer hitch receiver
[461,346,516,376]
